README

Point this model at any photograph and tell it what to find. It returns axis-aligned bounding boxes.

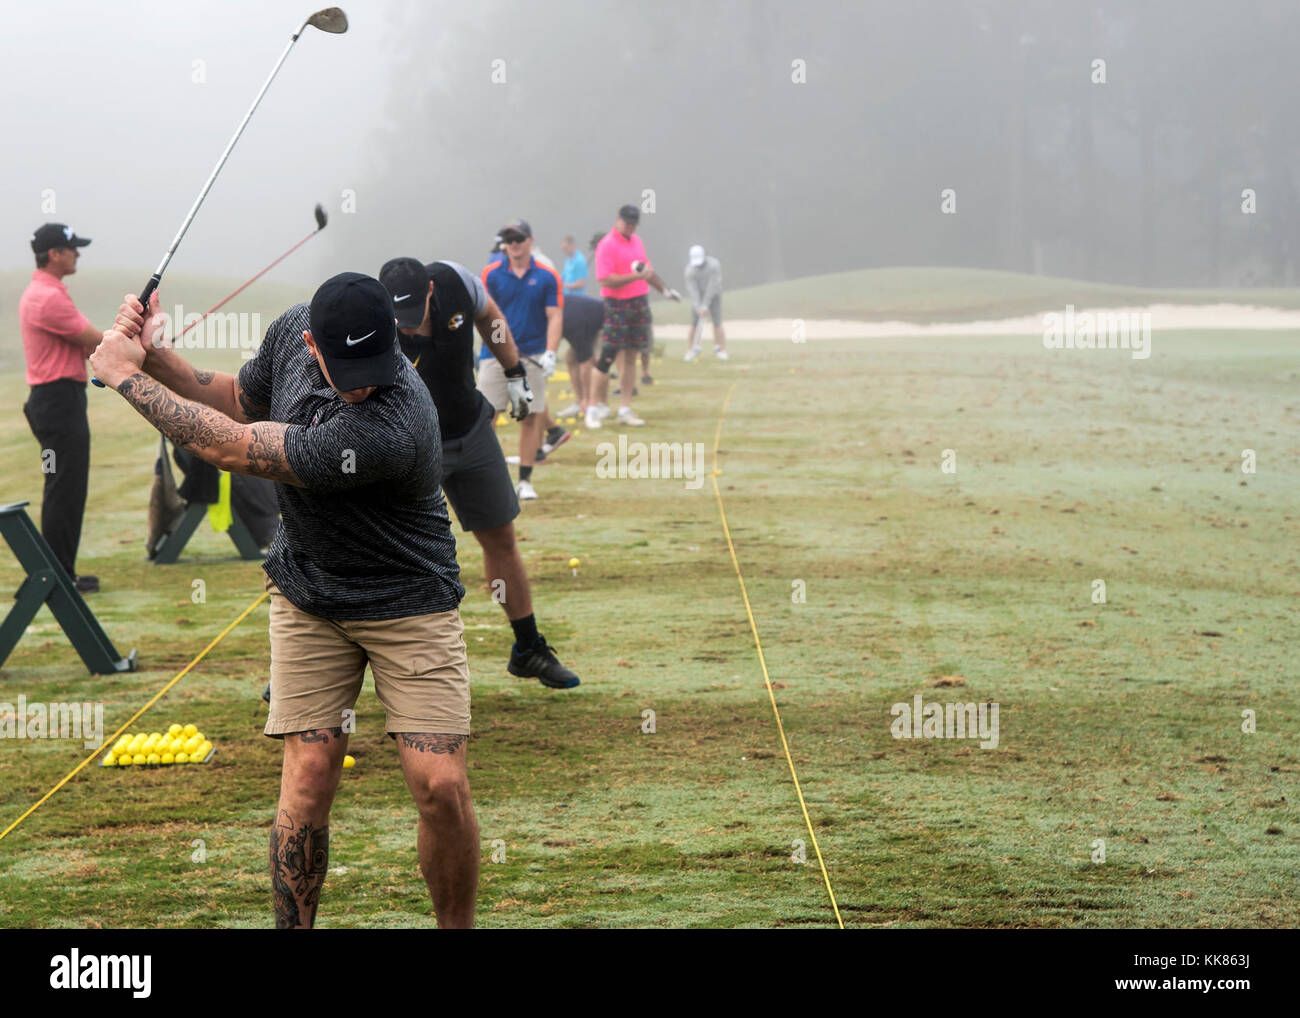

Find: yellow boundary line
[710,381,844,928]
[0,591,269,843]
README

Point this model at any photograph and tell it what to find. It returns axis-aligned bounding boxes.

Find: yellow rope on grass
[710,381,845,928]
[0,591,269,843]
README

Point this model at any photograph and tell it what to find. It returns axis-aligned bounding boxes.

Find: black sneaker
[508,636,580,689]
[534,446,548,464]
[641,374,654,385]
[541,427,570,455]
[74,575,99,594]
[262,682,271,704]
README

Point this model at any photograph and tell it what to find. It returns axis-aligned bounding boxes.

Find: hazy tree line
[342,0,1300,291]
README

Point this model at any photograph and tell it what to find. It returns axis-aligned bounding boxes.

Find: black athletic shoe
[74,575,99,594]
[262,682,271,704]
[508,636,580,689]
[641,374,654,385]
[534,446,548,464]
[541,427,570,455]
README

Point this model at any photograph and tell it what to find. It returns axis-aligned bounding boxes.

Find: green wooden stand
[150,500,263,565]
[0,501,137,674]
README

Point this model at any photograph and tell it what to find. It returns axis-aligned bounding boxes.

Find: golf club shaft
[177,225,323,337]
[141,33,305,309]
[93,30,318,387]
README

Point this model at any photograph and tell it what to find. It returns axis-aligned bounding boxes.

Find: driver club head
[306,7,348,33]
[314,203,328,230]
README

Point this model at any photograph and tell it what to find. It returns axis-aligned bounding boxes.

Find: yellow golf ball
[196,741,213,760]
[183,724,198,738]
[168,723,183,736]
[132,754,146,766]
[161,753,174,765]
[103,752,117,767]
[146,753,160,765]
[175,752,189,764]
[127,735,145,753]
[342,755,355,769]
[568,557,580,568]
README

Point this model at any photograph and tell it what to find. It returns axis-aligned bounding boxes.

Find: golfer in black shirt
[92,273,479,929]
[379,257,580,690]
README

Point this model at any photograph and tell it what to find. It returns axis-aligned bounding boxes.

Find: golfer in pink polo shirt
[18,223,105,592]
[586,204,679,428]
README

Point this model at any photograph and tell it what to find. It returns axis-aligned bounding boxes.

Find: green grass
[0,308,1297,926]
[655,265,1300,324]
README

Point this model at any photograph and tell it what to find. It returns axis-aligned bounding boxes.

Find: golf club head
[314,203,328,230]
[306,7,348,33]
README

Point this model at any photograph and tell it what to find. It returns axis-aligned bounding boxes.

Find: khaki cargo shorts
[263,579,470,738]
[477,355,548,415]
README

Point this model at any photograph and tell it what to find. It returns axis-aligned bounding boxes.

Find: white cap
[689,245,705,266]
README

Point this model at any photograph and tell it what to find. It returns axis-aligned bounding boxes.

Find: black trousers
[22,379,90,579]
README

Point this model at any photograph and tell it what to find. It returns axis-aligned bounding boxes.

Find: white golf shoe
[516,479,538,500]
[617,406,645,427]
[584,406,603,429]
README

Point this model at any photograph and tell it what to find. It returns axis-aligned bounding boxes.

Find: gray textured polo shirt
[237,302,464,620]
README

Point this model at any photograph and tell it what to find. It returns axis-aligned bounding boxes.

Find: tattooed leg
[270,810,329,929]
[395,732,479,929]
[272,728,348,929]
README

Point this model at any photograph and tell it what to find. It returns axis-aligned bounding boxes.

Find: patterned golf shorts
[601,294,652,354]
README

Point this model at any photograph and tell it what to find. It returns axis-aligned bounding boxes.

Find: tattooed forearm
[270,809,329,929]
[192,366,214,385]
[116,372,244,451]
[247,422,301,485]
[296,728,343,744]
[398,732,468,754]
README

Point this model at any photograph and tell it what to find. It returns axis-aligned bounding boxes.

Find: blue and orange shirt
[479,256,563,358]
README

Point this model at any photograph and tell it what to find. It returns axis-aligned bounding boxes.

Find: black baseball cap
[31,223,91,254]
[378,257,431,330]
[617,204,641,224]
[308,272,399,390]
[497,218,532,243]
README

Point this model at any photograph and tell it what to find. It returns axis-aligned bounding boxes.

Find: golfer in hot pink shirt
[18,223,105,592]
[586,204,679,428]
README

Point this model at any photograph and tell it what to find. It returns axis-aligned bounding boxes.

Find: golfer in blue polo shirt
[478,219,563,500]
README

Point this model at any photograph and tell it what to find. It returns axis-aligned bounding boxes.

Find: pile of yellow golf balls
[101,723,213,767]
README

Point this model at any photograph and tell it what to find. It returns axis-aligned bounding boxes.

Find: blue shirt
[480,257,562,358]
[562,251,588,294]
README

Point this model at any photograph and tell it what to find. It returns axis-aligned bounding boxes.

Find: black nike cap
[378,257,431,330]
[308,272,399,391]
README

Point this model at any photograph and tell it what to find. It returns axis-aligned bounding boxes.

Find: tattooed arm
[113,293,269,423]
[113,371,304,486]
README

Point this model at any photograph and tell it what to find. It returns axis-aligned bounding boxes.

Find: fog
[3,0,1298,292]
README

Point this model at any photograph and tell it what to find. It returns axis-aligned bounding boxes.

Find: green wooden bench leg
[0,502,137,674]
[151,502,208,565]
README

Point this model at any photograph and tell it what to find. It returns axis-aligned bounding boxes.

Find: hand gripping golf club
[93,7,347,386]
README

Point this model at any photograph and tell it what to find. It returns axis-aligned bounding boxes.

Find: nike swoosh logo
[345,329,377,346]
[394,294,411,302]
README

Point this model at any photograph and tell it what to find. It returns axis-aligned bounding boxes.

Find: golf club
[173,203,328,340]
[93,7,347,386]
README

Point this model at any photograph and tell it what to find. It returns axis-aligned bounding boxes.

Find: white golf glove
[535,349,557,377]
[666,288,682,302]
[504,365,534,420]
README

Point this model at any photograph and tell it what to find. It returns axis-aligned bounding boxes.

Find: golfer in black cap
[379,256,580,690]
[588,205,679,428]
[93,274,480,929]
[18,224,105,591]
